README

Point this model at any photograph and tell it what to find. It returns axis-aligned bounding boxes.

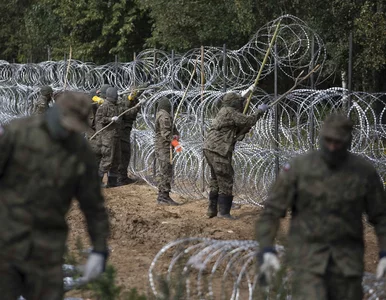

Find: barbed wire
[149,238,386,300]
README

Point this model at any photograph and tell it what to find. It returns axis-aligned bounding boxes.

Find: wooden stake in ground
[170,58,199,163]
[64,46,72,90]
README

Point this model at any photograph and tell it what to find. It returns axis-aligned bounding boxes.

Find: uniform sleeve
[76,147,110,253]
[0,125,14,178]
[256,161,297,251]
[159,114,173,141]
[95,105,112,126]
[365,168,386,251]
[233,110,262,130]
[122,105,140,121]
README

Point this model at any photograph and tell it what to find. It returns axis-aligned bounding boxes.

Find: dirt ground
[66,181,379,297]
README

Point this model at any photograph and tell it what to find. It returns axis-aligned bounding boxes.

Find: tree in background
[0,0,385,91]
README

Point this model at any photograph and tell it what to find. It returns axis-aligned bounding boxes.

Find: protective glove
[138,97,147,105]
[79,252,107,282]
[258,104,269,112]
[241,84,255,97]
[376,257,386,279]
[173,135,180,141]
[111,116,119,123]
[258,252,280,286]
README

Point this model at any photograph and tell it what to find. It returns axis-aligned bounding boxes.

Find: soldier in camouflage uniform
[86,88,102,169]
[0,91,110,300]
[34,85,54,114]
[95,87,121,188]
[203,92,268,219]
[256,114,386,300]
[117,85,147,186]
[155,97,180,205]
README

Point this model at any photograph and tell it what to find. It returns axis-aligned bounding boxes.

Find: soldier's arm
[95,105,111,126]
[0,124,14,177]
[233,110,263,133]
[256,162,297,251]
[159,114,173,141]
[365,168,386,253]
[75,147,109,253]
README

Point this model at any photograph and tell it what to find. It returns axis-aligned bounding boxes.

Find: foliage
[0,0,386,91]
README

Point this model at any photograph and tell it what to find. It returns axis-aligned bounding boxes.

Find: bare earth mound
[66,182,379,295]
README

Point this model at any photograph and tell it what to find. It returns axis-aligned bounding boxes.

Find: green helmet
[320,114,353,142]
[222,92,244,110]
[158,96,171,113]
[99,84,111,98]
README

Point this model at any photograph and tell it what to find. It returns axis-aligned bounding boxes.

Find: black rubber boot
[117,176,136,186]
[157,191,180,206]
[106,176,118,188]
[207,191,218,218]
[218,194,236,219]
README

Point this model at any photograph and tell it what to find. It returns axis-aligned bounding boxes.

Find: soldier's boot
[157,191,180,206]
[117,176,136,186]
[207,191,219,218]
[106,176,118,188]
[218,194,236,219]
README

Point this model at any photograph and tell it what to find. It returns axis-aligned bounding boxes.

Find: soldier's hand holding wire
[258,103,269,112]
[111,116,119,123]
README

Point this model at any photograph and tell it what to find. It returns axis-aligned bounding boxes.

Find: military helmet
[320,113,353,142]
[55,91,91,132]
[41,85,53,96]
[158,96,172,113]
[222,92,244,110]
[99,84,111,98]
[106,87,118,102]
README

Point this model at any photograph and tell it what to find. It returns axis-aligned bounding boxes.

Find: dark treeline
[1,0,385,92]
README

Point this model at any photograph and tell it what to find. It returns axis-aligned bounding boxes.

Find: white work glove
[258,103,269,112]
[138,97,147,105]
[241,84,255,97]
[79,252,106,283]
[259,252,280,285]
[376,257,386,279]
[111,116,119,122]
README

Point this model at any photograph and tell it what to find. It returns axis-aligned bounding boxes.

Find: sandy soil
[66,182,379,297]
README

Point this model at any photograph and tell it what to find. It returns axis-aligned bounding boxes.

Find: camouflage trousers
[118,135,131,178]
[204,149,234,195]
[99,136,121,177]
[0,260,63,300]
[155,147,172,193]
[291,260,363,300]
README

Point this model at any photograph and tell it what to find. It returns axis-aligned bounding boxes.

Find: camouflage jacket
[34,95,51,115]
[95,99,120,139]
[118,96,141,137]
[155,109,179,151]
[0,116,109,263]
[256,151,386,276]
[203,107,263,156]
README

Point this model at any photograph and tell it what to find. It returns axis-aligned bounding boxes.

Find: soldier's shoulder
[348,153,376,172]
[7,115,42,130]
